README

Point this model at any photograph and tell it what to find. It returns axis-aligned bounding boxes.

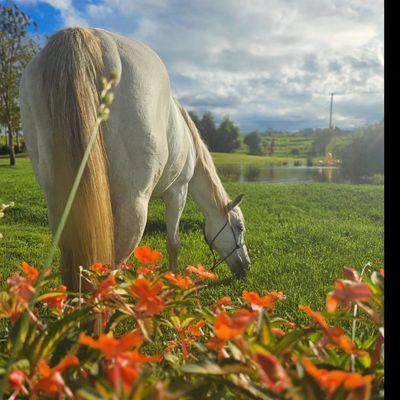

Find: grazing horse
[19,27,250,291]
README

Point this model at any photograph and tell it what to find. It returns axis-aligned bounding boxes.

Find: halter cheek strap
[202,218,243,271]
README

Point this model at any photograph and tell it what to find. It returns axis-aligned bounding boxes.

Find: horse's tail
[41,28,114,290]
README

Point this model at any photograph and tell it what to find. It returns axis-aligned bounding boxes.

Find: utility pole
[329,92,334,129]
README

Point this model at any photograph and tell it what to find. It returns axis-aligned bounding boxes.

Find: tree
[0,3,38,165]
[244,131,264,155]
[337,122,384,180]
[214,116,240,153]
[188,110,201,131]
[268,137,275,156]
[199,111,217,150]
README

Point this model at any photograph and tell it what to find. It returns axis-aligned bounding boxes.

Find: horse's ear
[225,193,244,213]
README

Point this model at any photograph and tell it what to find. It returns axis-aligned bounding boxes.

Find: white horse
[19,27,250,290]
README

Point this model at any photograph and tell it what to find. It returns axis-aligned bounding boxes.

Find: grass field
[0,156,383,323]
[211,152,307,166]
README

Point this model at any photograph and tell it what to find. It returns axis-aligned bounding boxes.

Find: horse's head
[203,194,250,277]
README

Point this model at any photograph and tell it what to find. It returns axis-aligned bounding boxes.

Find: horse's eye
[237,223,244,232]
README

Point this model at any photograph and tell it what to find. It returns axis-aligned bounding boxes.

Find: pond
[216,164,360,184]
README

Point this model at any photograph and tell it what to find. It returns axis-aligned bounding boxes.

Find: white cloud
[20,0,384,130]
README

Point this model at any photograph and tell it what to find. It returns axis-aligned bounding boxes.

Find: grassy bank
[0,157,383,323]
[211,152,307,166]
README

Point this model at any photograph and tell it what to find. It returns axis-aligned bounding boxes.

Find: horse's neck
[189,166,225,221]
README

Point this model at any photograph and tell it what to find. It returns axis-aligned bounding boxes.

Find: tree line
[0,3,39,165]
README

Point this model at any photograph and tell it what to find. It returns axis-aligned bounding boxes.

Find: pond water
[216,164,356,184]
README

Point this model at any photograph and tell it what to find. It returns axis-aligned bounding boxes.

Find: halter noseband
[202,216,243,271]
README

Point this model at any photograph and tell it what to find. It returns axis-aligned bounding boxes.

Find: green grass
[0,156,383,323]
[211,152,306,166]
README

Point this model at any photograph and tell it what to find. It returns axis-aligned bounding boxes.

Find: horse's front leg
[163,183,188,271]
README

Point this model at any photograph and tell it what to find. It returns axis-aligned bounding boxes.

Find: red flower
[326,279,372,314]
[134,246,162,263]
[214,309,258,340]
[41,285,67,311]
[255,353,292,392]
[8,370,28,398]
[343,266,361,282]
[164,272,194,288]
[186,264,216,279]
[130,278,165,316]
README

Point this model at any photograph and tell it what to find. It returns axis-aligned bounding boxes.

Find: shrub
[0,247,384,399]
[294,160,302,166]
[290,148,299,156]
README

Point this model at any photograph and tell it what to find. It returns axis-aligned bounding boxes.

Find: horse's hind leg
[163,182,188,271]
[113,195,150,264]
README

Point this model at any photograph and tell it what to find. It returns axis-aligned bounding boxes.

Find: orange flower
[130,278,165,316]
[137,265,160,277]
[379,268,384,277]
[298,305,329,330]
[8,370,28,397]
[164,272,194,288]
[21,261,39,282]
[186,320,206,336]
[206,336,228,359]
[92,274,116,301]
[41,285,67,311]
[266,291,286,300]
[33,355,79,396]
[343,266,361,282]
[211,296,233,312]
[214,309,258,340]
[186,264,216,279]
[89,263,110,274]
[243,290,274,310]
[271,327,286,337]
[79,330,144,359]
[254,353,292,392]
[326,279,372,314]
[125,350,163,363]
[134,246,162,263]
[299,305,362,355]
[7,272,35,304]
[302,357,372,397]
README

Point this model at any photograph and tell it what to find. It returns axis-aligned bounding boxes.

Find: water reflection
[216,164,355,184]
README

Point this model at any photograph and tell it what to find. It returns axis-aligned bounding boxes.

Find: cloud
[18,0,384,131]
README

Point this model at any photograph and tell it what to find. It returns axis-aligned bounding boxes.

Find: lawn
[0,156,383,323]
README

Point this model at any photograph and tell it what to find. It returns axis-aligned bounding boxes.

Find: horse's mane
[173,97,230,213]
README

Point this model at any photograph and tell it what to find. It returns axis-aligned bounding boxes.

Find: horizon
[14,0,384,132]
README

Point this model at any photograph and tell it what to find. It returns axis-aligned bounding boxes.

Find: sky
[13,0,384,132]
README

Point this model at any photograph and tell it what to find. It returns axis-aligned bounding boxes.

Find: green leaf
[181,359,250,375]
[32,307,93,364]
[275,328,315,354]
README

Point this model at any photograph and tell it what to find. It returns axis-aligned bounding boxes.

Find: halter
[202,216,243,271]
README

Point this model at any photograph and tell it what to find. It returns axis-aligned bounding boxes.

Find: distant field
[211,152,307,166]
[0,156,383,323]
